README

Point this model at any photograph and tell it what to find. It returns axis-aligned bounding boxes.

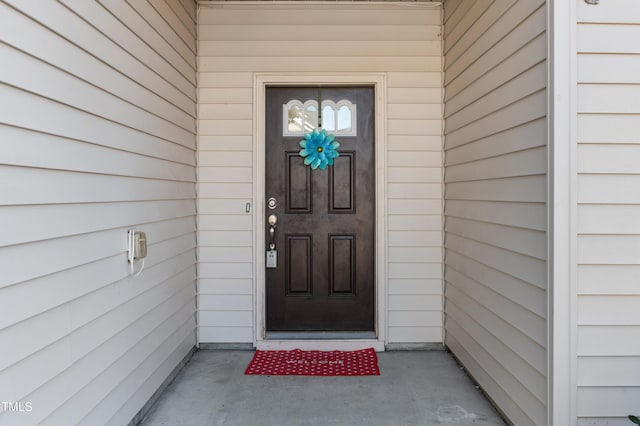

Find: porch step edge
[199,343,254,350]
[385,342,445,351]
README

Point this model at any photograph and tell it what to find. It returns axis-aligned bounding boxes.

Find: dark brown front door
[265,86,375,331]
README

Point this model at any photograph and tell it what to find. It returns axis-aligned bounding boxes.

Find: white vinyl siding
[197,2,443,343]
[576,1,640,424]
[442,1,548,425]
[0,1,197,425]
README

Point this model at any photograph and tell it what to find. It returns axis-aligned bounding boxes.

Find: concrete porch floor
[139,349,506,426]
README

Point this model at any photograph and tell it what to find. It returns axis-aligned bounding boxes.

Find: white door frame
[253,73,387,351]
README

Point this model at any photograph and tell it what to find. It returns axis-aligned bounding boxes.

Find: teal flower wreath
[299,128,340,170]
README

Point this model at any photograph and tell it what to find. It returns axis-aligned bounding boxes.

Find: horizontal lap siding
[0,1,197,425]
[576,0,640,423]
[197,3,443,344]
[387,63,444,343]
[443,0,547,425]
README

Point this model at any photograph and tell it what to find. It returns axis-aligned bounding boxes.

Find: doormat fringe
[244,348,380,376]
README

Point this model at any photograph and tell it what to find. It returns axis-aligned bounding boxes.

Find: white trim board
[547,0,578,424]
[253,73,388,351]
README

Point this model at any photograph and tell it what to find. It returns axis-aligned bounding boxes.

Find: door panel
[265,86,375,331]
[329,153,355,212]
[286,234,312,295]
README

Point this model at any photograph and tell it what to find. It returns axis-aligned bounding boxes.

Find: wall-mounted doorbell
[127,229,147,277]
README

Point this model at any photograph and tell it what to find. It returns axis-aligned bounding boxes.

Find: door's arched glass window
[283,99,357,137]
[337,105,352,133]
[287,104,303,133]
[322,100,356,136]
[304,104,318,132]
[322,105,335,131]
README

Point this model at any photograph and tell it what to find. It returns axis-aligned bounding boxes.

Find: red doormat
[244,348,380,376]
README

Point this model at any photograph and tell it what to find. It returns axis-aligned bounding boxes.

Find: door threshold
[256,336,385,352]
[265,331,376,340]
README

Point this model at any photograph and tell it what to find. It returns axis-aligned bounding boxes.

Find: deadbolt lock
[267,197,277,210]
